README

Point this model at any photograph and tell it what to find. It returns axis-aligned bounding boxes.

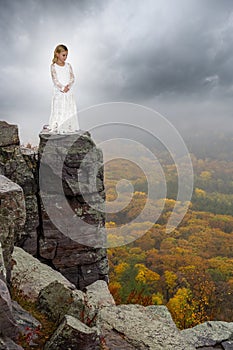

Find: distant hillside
[184,130,233,161]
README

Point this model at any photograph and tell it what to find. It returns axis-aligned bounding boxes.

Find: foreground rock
[0,279,24,350]
[97,304,196,350]
[38,279,115,326]
[0,337,24,350]
[11,247,75,301]
[0,121,19,147]
[10,224,233,350]
[44,315,100,350]
[0,243,6,282]
[83,280,115,326]
[12,301,41,347]
[182,321,233,348]
[0,174,33,349]
[38,280,85,323]
[0,176,25,283]
[0,279,17,338]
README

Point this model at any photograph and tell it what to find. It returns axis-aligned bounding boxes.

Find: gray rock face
[11,247,75,301]
[0,337,24,350]
[146,305,178,329]
[83,280,115,326]
[0,122,19,147]
[34,269,114,327]
[38,132,108,289]
[0,121,109,290]
[44,315,100,350]
[0,174,34,349]
[12,301,41,347]
[12,300,41,331]
[0,176,26,282]
[0,123,38,253]
[0,243,6,281]
[196,347,222,350]
[222,341,233,350]
[0,279,17,338]
[182,321,233,348]
[97,304,196,350]
[100,327,138,349]
[38,280,84,322]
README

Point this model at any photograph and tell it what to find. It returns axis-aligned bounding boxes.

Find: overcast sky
[1,0,233,144]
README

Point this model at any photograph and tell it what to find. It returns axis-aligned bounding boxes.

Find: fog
[0,0,233,144]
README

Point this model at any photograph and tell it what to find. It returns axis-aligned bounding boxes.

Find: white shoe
[42,125,52,132]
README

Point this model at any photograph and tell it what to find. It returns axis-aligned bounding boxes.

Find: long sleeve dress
[49,62,79,133]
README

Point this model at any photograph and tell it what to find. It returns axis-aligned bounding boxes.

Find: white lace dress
[49,62,79,133]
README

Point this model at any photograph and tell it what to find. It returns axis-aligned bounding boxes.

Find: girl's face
[56,50,68,65]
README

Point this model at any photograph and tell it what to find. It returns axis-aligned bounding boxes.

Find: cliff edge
[0,121,108,290]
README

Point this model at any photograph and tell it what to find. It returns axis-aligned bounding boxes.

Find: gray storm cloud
[0,0,233,143]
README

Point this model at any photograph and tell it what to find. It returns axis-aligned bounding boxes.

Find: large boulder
[83,280,115,326]
[222,341,233,350]
[11,247,75,301]
[181,321,233,348]
[0,122,19,147]
[0,281,23,350]
[0,279,17,338]
[97,304,196,350]
[12,301,41,347]
[0,337,24,350]
[44,315,100,350]
[38,280,85,323]
[0,176,25,282]
[100,327,138,349]
[38,279,114,326]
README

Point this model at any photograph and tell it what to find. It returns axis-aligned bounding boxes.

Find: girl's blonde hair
[52,44,68,64]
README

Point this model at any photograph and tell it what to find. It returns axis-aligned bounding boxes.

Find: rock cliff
[38,132,108,289]
[0,121,108,290]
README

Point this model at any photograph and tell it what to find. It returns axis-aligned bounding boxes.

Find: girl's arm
[50,64,64,91]
[67,63,75,89]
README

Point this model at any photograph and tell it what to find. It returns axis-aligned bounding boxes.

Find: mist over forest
[184,129,233,161]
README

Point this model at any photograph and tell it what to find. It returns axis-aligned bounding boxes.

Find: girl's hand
[63,85,70,93]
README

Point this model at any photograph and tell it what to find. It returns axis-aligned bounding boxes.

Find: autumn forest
[104,131,233,329]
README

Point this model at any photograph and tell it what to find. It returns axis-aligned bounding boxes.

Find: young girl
[48,44,79,133]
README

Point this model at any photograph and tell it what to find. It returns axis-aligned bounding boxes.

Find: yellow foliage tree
[135,263,160,287]
[164,270,178,299]
[167,287,196,329]
[152,292,163,305]
[200,170,212,180]
[195,188,206,197]
[108,281,122,304]
[115,262,130,276]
